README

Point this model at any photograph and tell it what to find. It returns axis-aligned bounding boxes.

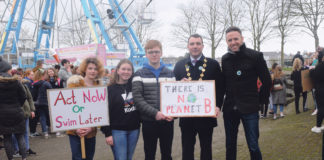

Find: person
[268,63,278,115]
[101,59,140,160]
[33,69,53,138]
[11,70,37,157]
[0,57,27,160]
[132,40,175,160]
[291,58,308,114]
[310,49,320,115]
[32,60,43,73]
[310,50,324,133]
[47,68,62,89]
[66,57,104,160]
[292,51,304,66]
[271,65,287,119]
[221,26,272,160]
[173,34,224,160]
[58,59,72,88]
[102,68,110,85]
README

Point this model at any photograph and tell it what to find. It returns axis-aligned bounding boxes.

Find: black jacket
[173,54,225,128]
[310,62,324,113]
[101,81,140,137]
[221,44,272,114]
[291,67,307,91]
[0,74,26,134]
[33,80,52,106]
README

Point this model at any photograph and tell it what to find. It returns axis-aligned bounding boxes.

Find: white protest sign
[160,80,216,117]
[48,86,109,132]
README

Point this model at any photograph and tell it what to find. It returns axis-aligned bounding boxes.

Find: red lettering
[184,105,190,113]
[54,91,66,106]
[204,98,211,113]
[166,106,171,113]
[96,89,106,101]
[56,116,63,128]
[177,95,184,103]
[176,106,182,113]
[83,90,91,103]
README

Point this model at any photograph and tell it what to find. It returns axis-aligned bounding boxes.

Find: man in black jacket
[173,34,225,160]
[221,26,271,160]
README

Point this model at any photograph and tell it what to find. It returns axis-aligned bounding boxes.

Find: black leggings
[260,103,269,117]
[3,133,26,160]
[294,89,307,112]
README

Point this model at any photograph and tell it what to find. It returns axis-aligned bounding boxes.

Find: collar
[227,43,247,54]
[190,54,203,62]
[186,54,205,64]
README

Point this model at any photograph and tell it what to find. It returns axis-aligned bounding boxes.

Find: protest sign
[301,70,313,92]
[160,80,216,117]
[47,86,109,132]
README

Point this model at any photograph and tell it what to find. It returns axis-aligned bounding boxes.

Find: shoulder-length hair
[45,68,58,81]
[108,59,134,86]
[79,57,105,84]
[33,68,46,81]
[293,58,302,71]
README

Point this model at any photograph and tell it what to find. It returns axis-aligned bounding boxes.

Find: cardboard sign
[160,80,216,117]
[301,70,313,92]
[47,86,109,132]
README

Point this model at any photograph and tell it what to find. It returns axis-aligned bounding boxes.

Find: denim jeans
[39,106,50,133]
[68,135,96,160]
[12,118,30,151]
[273,104,284,114]
[111,129,139,160]
[223,110,262,160]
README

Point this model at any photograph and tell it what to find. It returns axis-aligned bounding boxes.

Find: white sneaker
[280,112,285,118]
[273,114,277,120]
[56,132,64,137]
[44,132,49,138]
[311,109,318,116]
[311,126,322,133]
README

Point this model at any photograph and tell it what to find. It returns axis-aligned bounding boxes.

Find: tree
[225,0,244,27]
[171,1,202,48]
[274,0,296,66]
[244,0,275,51]
[200,0,227,59]
[293,0,324,50]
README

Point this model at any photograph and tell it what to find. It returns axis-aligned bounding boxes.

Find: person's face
[85,63,98,80]
[187,37,204,58]
[117,63,133,82]
[226,31,244,52]
[146,46,162,65]
[47,69,54,77]
[28,71,34,80]
[64,62,70,69]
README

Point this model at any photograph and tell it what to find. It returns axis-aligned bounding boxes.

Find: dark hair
[108,59,134,86]
[61,59,70,66]
[54,64,61,70]
[226,26,242,35]
[271,62,278,70]
[187,34,204,44]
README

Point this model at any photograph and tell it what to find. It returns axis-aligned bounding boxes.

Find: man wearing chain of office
[173,34,225,160]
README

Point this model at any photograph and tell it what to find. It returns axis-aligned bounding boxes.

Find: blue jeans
[273,104,283,114]
[111,129,139,160]
[39,106,50,133]
[12,118,30,151]
[68,135,96,160]
[223,110,262,160]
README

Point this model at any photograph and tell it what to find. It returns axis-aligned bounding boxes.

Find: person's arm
[132,72,159,119]
[17,81,27,106]
[256,52,272,103]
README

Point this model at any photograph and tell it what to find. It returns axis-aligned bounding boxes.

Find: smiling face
[187,37,204,59]
[85,63,98,80]
[117,63,133,83]
[47,69,54,77]
[226,31,244,52]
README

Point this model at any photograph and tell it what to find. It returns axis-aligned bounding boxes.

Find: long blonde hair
[293,58,302,71]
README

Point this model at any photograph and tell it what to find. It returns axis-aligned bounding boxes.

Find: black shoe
[27,148,37,155]
[303,108,309,112]
[296,111,300,114]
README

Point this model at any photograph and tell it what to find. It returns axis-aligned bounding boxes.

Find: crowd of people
[0,26,323,160]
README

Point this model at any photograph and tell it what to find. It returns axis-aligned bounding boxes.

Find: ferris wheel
[0,0,154,68]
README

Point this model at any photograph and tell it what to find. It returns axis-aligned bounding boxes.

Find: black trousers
[29,106,40,133]
[294,89,307,113]
[142,121,174,160]
[181,126,214,160]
